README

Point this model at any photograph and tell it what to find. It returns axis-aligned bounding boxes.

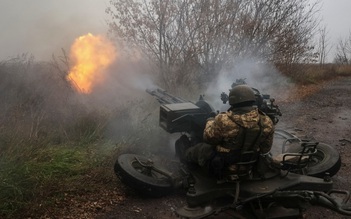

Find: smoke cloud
[203,57,293,113]
[0,1,108,61]
[0,0,300,157]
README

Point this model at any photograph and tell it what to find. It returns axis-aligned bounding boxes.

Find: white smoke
[203,57,293,113]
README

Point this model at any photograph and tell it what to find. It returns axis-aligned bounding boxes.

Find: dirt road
[99,76,351,219]
[278,76,351,219]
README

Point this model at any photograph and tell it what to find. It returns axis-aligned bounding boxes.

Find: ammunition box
[159,102,207,133]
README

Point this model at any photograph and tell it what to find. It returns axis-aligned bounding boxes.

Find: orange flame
[67,33,116,94]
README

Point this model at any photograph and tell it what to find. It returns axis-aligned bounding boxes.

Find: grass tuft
[0,142,119,218]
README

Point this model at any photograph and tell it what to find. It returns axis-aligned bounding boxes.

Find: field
[1,57,351,218]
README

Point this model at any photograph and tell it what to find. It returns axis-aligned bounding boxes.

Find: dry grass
[0,56,164,218]
[334,64,351,76]
[282,63,351,85]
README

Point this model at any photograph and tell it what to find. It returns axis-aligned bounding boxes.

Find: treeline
[106,0,319,90]
[334,32,351,64]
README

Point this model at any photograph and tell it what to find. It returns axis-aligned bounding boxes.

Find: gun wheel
[114,154,174,197]
[286,143,341,177]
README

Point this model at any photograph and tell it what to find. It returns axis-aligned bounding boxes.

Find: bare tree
[106,0,320,88]
[106,0,201,90]
[334,32,351,64]
[317,25,331,65]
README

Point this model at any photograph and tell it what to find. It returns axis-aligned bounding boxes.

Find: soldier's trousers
[185,143,214,167]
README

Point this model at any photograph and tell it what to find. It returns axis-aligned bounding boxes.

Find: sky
[0,0,350,62]
[0,0,109,61]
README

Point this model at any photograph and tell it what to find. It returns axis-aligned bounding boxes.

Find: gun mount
[114,81,351,219]
[147,79,282,139]
[146,87,214,142]
[146,80,282,142]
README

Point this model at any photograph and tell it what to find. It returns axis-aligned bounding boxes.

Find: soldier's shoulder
[216,111,228,117]
[260,114,274,129]
[215,111,231,121]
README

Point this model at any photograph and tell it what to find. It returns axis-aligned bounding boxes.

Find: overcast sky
[0,0,350,62]
[0,0,109,61]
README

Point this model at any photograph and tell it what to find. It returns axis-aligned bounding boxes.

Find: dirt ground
[278,77,351,219]
[95,76,351,219]
[33,76,350,219]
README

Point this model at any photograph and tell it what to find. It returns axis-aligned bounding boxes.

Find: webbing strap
[221,116,264,152]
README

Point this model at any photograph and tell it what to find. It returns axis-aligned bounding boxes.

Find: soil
[277,76,351,219]
[30,76,351,219]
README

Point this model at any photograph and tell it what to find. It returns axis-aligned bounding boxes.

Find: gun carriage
[115,80,350,218]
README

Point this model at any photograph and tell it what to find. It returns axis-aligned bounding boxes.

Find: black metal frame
[143,85,351,218]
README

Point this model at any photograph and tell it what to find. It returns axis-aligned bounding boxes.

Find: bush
[0,56,123,218]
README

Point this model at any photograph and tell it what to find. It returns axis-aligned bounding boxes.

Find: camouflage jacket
[203,107,274,154]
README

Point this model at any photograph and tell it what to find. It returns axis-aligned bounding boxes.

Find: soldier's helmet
[229,85,256,106]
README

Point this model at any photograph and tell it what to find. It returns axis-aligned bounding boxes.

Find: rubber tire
[286,143,341,178]
[114,154,174,197]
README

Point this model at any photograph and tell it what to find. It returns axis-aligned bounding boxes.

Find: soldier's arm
[260,129,274,154]
[203,115,223,145]
[259,116,275,154]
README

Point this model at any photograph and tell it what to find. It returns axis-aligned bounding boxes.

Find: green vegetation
[0,141,119,218]
[2,145,82,215]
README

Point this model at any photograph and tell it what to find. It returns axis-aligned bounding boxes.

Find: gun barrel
[146,87,186,104]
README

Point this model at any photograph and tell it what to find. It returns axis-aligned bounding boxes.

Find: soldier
[183,85,275,177]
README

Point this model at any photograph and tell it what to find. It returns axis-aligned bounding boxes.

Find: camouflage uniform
[185,107,274,166]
